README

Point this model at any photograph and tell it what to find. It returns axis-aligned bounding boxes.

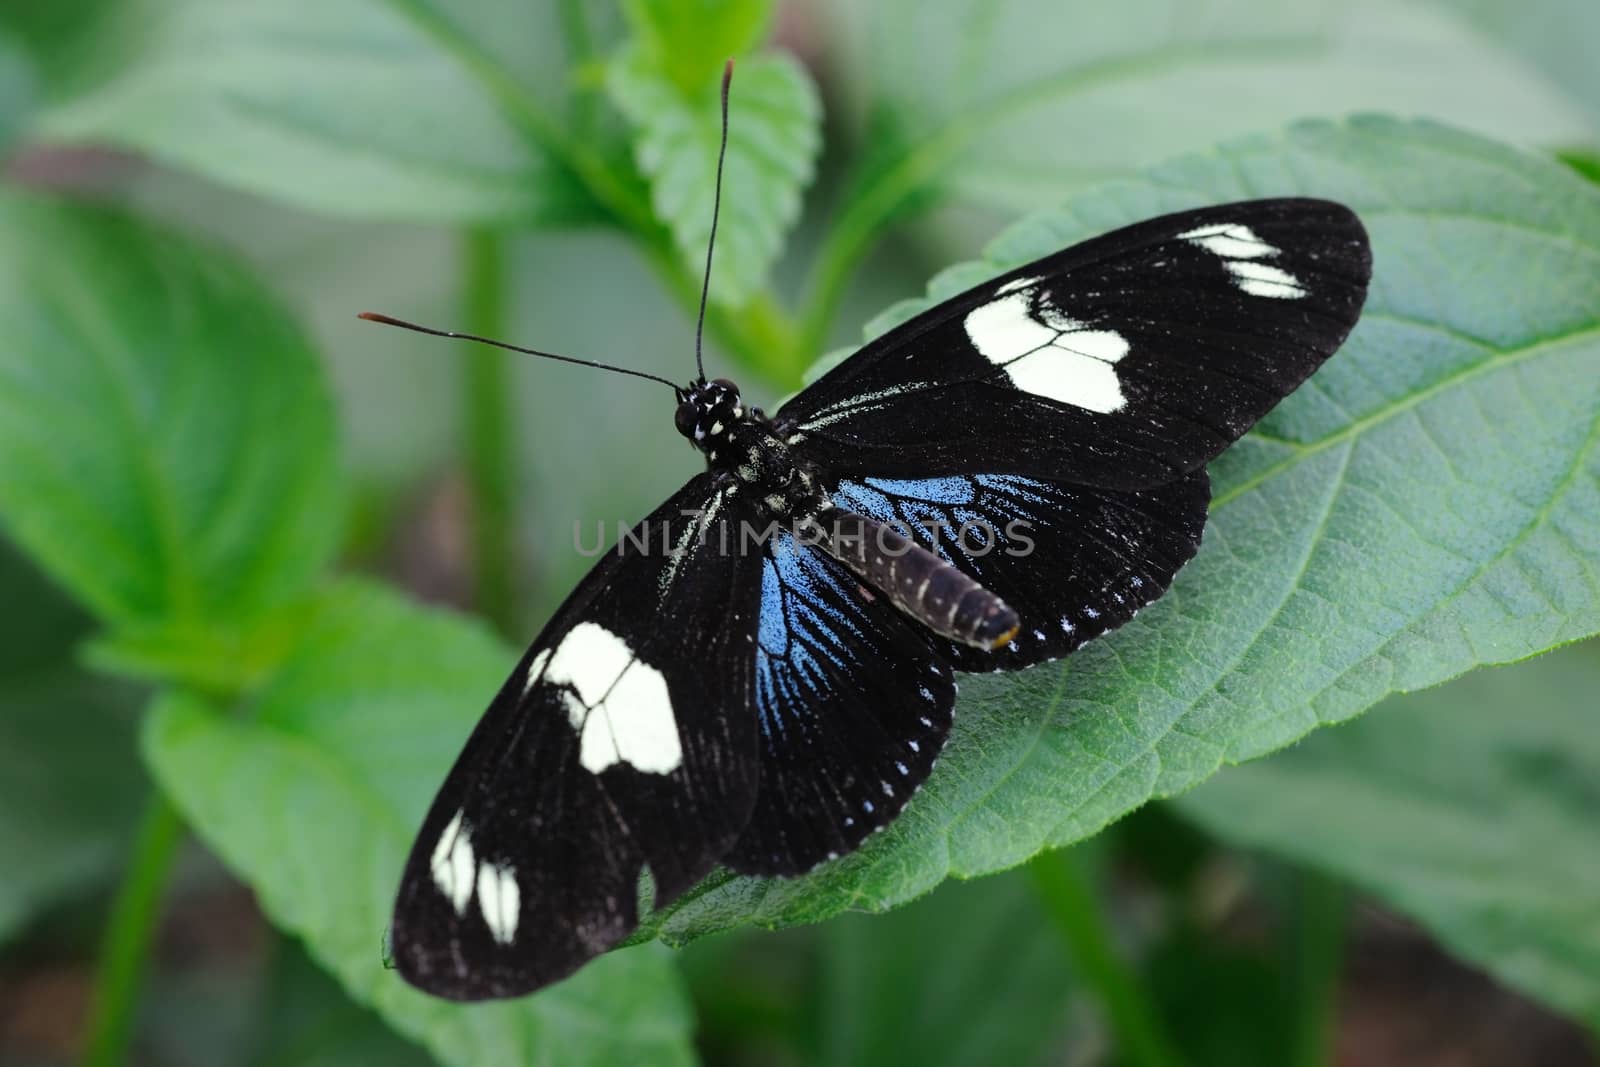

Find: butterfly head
[674,378,744,449]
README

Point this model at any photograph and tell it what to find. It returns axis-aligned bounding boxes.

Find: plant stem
[1028,849,1182,1067]
[461,228,519,637]
[82,793,185,1067]
[1287,870,1347,1067]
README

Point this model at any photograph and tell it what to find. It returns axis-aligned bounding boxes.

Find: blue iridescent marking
[832,480,893,520]
[758,557,788,655]
[754,531,866,738]
[863,475,974,504]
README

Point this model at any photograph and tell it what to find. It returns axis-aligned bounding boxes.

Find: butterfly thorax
[675,377,825,520]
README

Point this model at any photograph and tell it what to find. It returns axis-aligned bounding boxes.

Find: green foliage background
[0,1,1596,1064]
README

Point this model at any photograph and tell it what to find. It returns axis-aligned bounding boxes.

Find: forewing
[726,528,956,876]
[782,198,1370,489]
[390,477,762,1000]
[828,470,1210,670]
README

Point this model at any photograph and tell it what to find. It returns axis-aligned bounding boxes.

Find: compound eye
[711,377,740,397]
[674,402,698,437]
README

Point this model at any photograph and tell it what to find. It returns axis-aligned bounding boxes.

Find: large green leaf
[1176,641,1600,1029]
[814,0,1595,310]
[142,580,695,1067]
[607,44,820,305]
[630,116,1600,944]
[0,194,341,680]
[25,0,603,223]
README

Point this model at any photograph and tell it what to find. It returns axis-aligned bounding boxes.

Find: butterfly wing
[724,527,957,876]
[782,198,1370,489]
[390,477,762,1000]
[828,470,1209,670]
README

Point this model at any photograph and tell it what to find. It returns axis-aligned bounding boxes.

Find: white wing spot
[964,291,1131,413]
[896,761,910,776]
[908,740,921,753]
[544,622,682,775]
[1178,222,1277,260]
[997,274,1041,294]
[429,810,476,915]
[477,862,520,944]
[881,780,894,797]
[863,800,876,814]
[1032,629,1046,640]
[1227,260,1307,299]
[1180,221,1307,299]
[522,648,552,696]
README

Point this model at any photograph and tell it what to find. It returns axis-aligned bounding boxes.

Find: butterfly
[368,62,1372,1000]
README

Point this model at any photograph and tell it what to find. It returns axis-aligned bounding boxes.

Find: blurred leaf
[0,193,341,653]
[26,0,603,223]
[1176,642,1600,1028]
[0,0,116,78]
[1564,151,1600,186]
[811,872,1076,1066]
[818,0,1595,261]
[608,45,820,305]
[0,681,142,943]
[623,0,773,94]
[1142,919,1293,1067]
[1437,0,1600,127]
[142,580,695,1067]
[0,27,32,154]
[0,542,144,945]
[636,117,1600,945]
[249,939,436,1067]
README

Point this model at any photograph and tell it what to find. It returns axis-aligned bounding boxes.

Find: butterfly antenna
[692,58,734,384]
[358,312,680,390]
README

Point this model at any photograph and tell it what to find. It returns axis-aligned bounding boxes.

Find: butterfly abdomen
[816,507,1019,650]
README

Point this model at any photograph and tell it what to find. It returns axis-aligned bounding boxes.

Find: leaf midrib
[1034,342,1600,853]
[1212,322,1600,511]
[43,253,199,625]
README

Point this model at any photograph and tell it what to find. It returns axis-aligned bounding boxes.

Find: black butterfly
[371,65,1371,1000]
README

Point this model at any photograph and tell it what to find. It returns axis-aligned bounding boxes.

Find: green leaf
[809,871,1075,1066]
[0,544,145,944]
[623,0,773,94]
[25,0,602,223]
[249,939,437,1067]
[637,117,1600,945]
[608,46,820,305]
[803,0,1598,345]
[0,27,32,154]
[1175,641,1600,1029]
[1437,0,1600,128]
[142,580,695,1067]
[835,0,1595,217]
[0,193,341,645]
